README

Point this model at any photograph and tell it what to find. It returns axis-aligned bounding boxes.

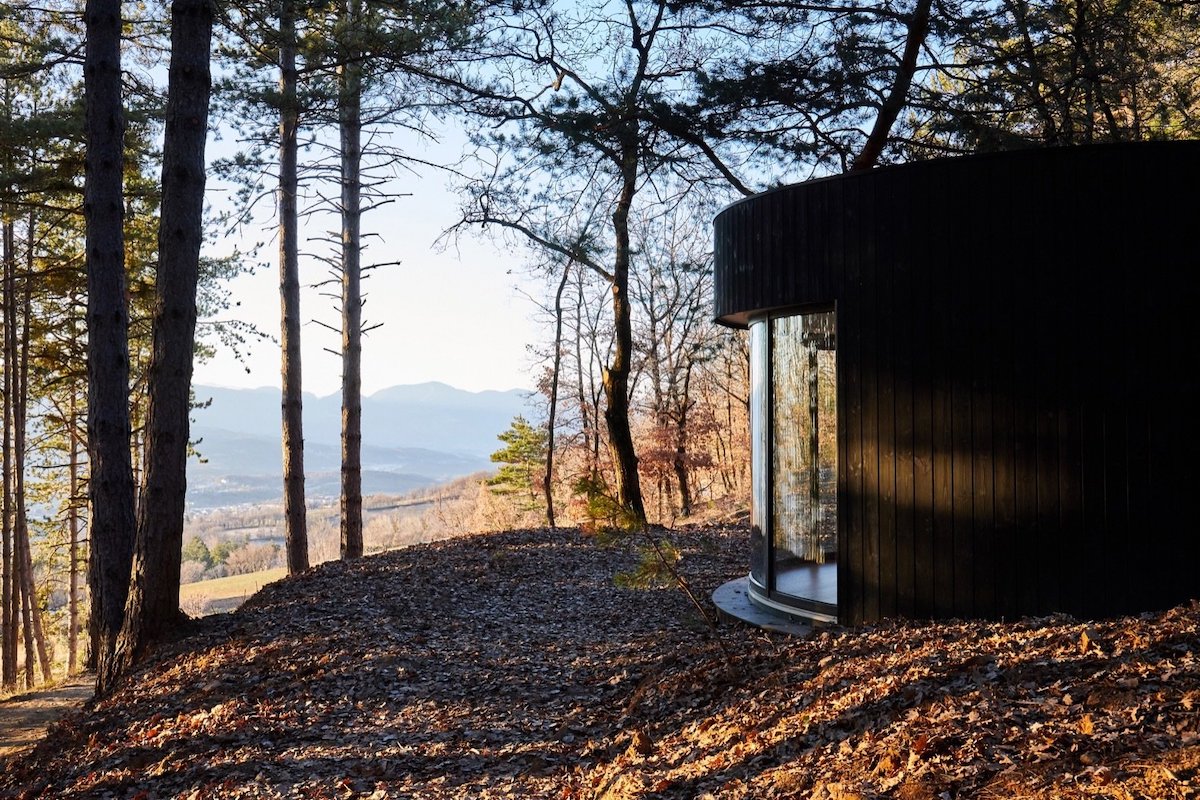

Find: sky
[191,127,547,399]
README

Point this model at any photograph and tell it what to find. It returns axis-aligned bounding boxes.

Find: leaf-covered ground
[2,526,1197,799]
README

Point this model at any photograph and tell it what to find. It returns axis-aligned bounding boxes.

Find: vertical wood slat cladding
[986,151,1018,622]
[890,168,916,619]
[714,142,1200,624]
[875,173,898,621]
[932,168,958,619]
[949,171,975,619]
[1033,159,1061,616]
[909,170,936,621]
[839,175,864,618]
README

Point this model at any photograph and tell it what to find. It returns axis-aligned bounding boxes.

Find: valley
[177,381,535,614]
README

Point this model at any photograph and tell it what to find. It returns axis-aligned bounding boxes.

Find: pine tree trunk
[16,520,51,683]
[106,0,213,691]
[571,276,596,478]
[850,0,931,171]
[544,263,571,529]
[603,153,646,525]
[279,0,309,575]
[68,392,81,675]
[2,220,15,689]
[338,0,364,560]
[19,560,33,687]
[673,427,692,518]
[1,464,11,688]
[15,266,52,683]
[84,0,136,684]
[672,365,695,518]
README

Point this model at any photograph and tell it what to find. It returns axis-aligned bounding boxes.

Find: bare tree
[446,0,757,524]
[2,217,15,689]
[11,238,53,685]
[288,0,473,561]
[629,201,720,518]
[67,390,83,673]
[207,0,314,575]
[541,260,572,528]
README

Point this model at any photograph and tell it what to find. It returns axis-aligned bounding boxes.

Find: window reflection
[771,311,837,605]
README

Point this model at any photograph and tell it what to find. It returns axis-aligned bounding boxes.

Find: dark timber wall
[714,142,1200,625]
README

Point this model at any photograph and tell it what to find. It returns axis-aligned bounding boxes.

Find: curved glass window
[749,321,769,587]
[748,308,838,622]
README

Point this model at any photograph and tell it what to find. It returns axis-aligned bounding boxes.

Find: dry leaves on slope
[2,525,1197,800]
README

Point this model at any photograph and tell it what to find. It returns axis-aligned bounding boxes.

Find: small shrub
[179,560,208,585]
[614,539,682,589]
[225,543,283,575]
[181,592,211,617]
[571,474,640,535]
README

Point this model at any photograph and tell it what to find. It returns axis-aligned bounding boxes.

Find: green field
[180,568,287,615]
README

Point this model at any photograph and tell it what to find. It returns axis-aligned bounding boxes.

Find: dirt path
[0,675,94,763]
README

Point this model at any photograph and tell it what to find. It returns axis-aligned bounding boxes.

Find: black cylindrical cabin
[714,142,1200,626]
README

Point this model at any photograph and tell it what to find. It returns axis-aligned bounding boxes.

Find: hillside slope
[2,527,1197,799]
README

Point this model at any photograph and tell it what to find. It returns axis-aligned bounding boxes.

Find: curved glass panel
[748,320,769,587]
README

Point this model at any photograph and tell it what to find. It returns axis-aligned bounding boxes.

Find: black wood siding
[714,142,1200,625]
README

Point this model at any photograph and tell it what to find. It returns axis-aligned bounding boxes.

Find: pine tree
[108,0,215,687]
[181,536,214,569]
[82,0,138,684]
[277,0,309,576]
[486,415,548,511]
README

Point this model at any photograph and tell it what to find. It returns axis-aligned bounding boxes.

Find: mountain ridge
[187,381,534,508]
[194,380,530,405]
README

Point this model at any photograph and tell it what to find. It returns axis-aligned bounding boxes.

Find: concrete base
[712,576,814,636]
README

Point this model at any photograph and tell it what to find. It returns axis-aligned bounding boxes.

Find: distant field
[180,569,287,615]
[178,512,473,616]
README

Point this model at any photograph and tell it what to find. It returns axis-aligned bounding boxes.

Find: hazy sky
[192,127,545,398]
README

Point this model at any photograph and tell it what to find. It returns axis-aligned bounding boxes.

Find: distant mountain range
[187,382,534,509]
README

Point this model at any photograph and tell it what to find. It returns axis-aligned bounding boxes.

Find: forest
[1,0,1198,717]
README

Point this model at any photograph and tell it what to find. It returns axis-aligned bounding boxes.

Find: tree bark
[672,398,693,517]
[339,0,364,560]
[603,151,646,525]
[68,391,81,675]
[84,0,137,684]
[2,219,15,689]
[17,519,51,684]
[571,276,594,478]
[279,0,309,575]
[19,557,33,687]
[16,259,51,683]
[543,262,572,529]
[106,0,214,691]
